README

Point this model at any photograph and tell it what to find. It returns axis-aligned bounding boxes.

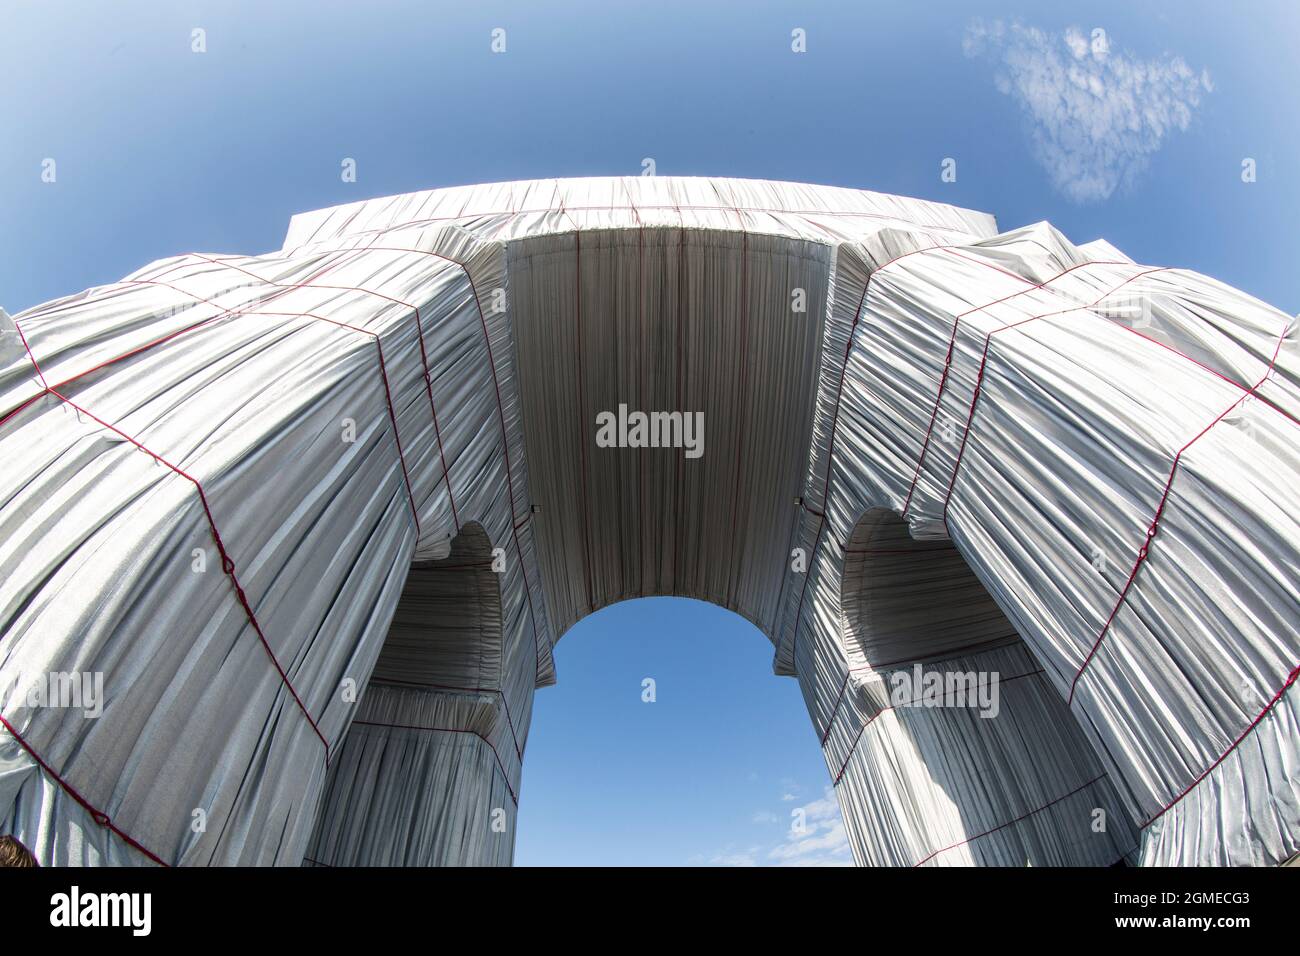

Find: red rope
[350,719,518,805]
[938,268,1171,528]
[560,203,596,614]
[674,224,686,595]
[820,670,852,746]
[813,260,1300,841]
[360,245,548,680]
[14,243,549,682]
[189,253,462,531]
[901,259,1126,517]
[426,685,524,762]
[636,210,646,596]
[789,244,967,673]
[0,253,448,870]
[926,270,1300,835]
[5,247,372,415]
[13,209,1294,852]
[7,308,335,767]
[792,243,1033,710]
[816,259,1128,744]
[831,669,1045,785]
[4,246,517,759]
[912,772,1109,867]
[727,210,750,609]
[49,386,331,755]
[177,259,422,533]
[0,715,169,866]
[1067,322,1291,704]
[1140,661,1299,830]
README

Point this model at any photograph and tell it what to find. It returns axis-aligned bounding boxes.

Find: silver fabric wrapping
[0,178,1294,867]
[304,682,517,867]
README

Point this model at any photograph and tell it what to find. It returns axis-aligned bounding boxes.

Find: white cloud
[696,786,855,867]
[707,846,761,867]
[964,21,1212,203]
[767,789,853,867]
[768,821,852,866]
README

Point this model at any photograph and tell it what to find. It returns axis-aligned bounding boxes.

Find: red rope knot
[91,809,111,827]
[1136,544,1149,563]
[221,555,235,574]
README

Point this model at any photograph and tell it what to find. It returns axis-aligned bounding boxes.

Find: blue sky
[3,1,1296,865]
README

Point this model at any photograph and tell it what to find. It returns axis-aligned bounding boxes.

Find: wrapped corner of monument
[0,178,1295,867]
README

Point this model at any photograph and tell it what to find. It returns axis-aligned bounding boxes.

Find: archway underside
[0,178,1295,867]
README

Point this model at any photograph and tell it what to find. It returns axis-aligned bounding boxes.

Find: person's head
[0,835,37,867]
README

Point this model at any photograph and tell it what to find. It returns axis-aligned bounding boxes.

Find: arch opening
[832,509,1140,866]
[514,595,845,866]
[304,523,516,867]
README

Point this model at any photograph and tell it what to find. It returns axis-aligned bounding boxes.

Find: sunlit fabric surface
[0,178,1295,866]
